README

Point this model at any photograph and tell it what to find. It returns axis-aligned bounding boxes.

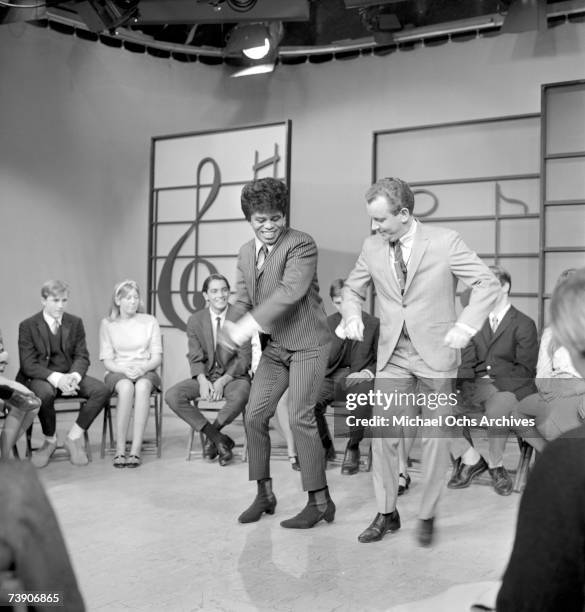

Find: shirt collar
[255,238,274,256]
[490,301,511,324]
[43,311,62,327]
[209,307,228,325]
[395,219,417,247]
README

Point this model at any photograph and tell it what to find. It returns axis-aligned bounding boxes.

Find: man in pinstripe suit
[220,177,335,529]
[342,177,500,546]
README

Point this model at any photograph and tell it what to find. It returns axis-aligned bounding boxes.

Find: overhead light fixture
[225,21,283,76]
[225,22,282,59]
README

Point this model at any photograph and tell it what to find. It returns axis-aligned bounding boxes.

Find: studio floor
[31,414,521,612]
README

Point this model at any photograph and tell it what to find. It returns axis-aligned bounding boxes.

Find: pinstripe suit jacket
[234,227,330,351]
[343,222,500,373]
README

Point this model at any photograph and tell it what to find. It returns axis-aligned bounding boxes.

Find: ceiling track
[39,0,585,64]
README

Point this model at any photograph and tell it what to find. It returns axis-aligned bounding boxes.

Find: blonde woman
[99,280,162,468]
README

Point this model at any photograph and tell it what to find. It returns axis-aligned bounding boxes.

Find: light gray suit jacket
[342,222,500,373]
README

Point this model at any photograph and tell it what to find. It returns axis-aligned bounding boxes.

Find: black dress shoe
[216,435,235,466]
[202,437,218,461]
[358,511,401,543]
[417,517,434,547]
[447,456,488,489]
[341,445,360,475]
[280,499,336,529]
[489,466,513,496]
[238,492,277,523]
[398,473,411,496]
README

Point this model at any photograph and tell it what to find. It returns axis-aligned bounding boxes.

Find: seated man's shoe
[217,435,235,466]
[341,445,360,475]
[202,437,218,461]
[280,499,336,529]
[31,440,57,468]
[358,511,401,543]
[447,456,488,489]
[489,466,513,496]
[447,457,462,487]
[417,517,435,547]
[398,473,411,496]
[64,436,89,466]
[238,479,277,523]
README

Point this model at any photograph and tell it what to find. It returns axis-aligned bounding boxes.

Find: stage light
[225,22,277,59]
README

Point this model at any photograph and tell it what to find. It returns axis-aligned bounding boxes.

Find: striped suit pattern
[234,227,331,491]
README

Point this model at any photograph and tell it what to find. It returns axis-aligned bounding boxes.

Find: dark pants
[165,377,250,432]
[314,369,374,448]
[27,376,109,437]
[246,340,330,492]
[0,461,85,611]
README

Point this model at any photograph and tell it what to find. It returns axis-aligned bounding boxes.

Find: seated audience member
[99,280,162,468]
[0,329,40,459]
[165,274,251,466]
[274,279,379,476]
[497,267,585,612]
[448,265,538,495]
[17,280,109,468]
[0,461,85,611]
[514,268,584,452]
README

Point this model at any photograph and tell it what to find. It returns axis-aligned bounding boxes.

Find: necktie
[391,241,407,294]
[51,318,60,335]
[490,314,499,333]
[214,316,221,349]
[257,245,268,270]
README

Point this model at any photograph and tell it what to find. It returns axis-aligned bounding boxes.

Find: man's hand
[444,325,472,349]
[345,371,372,388]
[58,374,79,396]
[197,375,213,400]
[9,380,34,396]
[210,376,229,401]
[344,318,364,342]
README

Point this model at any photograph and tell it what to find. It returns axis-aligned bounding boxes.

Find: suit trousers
[165,378,250,432]
[373,333,454,520]
[0,461,85,611]
[246,340,330,492]
[450,379,518,467]
[27,376,109,437]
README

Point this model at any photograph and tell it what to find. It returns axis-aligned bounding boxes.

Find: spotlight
[225,22,282,60]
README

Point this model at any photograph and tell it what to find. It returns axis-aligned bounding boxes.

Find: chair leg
[513,441,533,493]
[155,400,161,458]
[199,432,206,459]
[101,404,109,459]
[187,428,195,461]
[83,430,92,463]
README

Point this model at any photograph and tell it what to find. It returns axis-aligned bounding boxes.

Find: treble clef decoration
[158,157,221,331]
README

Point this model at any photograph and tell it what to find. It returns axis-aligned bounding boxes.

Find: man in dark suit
[448,265,539,495]
[314,278,379,475]
[220,177,334,529]
[165,274,251,466]
[342,177,500,546]
[17,280,109,468]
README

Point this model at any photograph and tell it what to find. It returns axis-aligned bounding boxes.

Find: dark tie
[213,316,222,368]
[257,245,268,270]
[391,240,407,294]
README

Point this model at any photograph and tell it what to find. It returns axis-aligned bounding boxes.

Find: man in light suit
[448,265,538,495]
[17,280,109,468]
[342,177,500,546]
[165,274,251,466]
[221,177,334,529]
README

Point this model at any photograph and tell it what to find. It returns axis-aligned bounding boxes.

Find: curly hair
[550,267,585,357]
[241,178,288,221]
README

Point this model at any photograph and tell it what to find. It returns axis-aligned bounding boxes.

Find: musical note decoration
[158,157,221,332]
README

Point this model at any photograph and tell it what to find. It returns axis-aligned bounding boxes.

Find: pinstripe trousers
[245,340,330,492]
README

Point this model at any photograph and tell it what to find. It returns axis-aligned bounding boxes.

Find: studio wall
[1,20,584,390]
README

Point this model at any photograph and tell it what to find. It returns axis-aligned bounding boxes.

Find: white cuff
[47,372,63,388]
[455,322,476,337]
